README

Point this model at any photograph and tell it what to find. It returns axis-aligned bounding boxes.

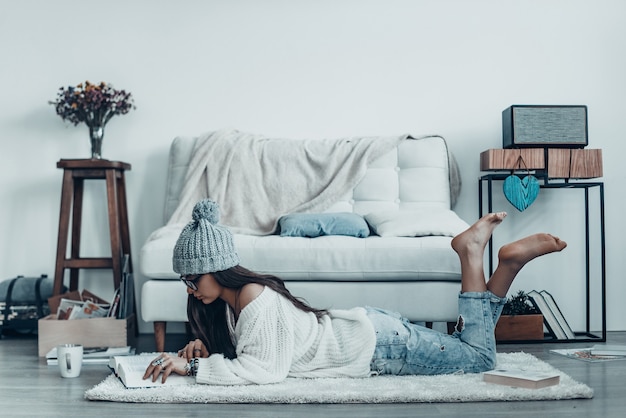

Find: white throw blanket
[167,129,410,235]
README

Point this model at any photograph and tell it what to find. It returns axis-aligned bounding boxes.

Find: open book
[109,354,195,388]
[483,368,560,389]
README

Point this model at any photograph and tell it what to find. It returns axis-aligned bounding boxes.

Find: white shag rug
[85,352,593,404]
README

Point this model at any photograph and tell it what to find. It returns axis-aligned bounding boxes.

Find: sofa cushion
[278,213,370,238]
[141,280,461,323]
[364,209,469,238]
[140,225,461,282]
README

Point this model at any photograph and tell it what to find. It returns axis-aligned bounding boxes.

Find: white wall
[1,0,624,334]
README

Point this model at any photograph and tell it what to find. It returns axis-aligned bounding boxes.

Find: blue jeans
[367,291,506,376]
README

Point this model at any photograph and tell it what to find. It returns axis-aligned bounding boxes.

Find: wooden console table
[52,159,133,296]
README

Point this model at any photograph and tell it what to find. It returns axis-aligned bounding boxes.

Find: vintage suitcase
[0,275,62,335]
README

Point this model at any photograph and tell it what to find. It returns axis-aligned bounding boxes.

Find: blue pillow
[278,213,370,238]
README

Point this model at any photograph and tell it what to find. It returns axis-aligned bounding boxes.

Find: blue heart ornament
[503,175,540,212]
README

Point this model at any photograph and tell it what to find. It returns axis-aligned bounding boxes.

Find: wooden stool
[53,159,132,296]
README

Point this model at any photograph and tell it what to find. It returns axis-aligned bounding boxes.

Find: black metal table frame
[479,173,606,343]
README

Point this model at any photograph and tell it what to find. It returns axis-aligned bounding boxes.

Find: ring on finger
[151,358,163,367]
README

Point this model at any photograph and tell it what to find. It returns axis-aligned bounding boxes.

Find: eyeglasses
[180,274,202,291]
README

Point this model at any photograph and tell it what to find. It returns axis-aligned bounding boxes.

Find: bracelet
[192,358,199,376]
[185,358,200,376]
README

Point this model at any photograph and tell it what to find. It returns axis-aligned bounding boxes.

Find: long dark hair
[187,265,327,359]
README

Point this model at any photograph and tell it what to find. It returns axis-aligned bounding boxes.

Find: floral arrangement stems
[50,81,135,159]
[89,125,105,159]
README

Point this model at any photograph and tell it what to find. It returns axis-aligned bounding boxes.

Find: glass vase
[89,124,105,159]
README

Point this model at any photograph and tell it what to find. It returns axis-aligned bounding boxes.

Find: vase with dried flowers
[49,81,135,159]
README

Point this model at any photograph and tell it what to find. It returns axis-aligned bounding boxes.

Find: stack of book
[46,346,134,366]
[527,290,576,340]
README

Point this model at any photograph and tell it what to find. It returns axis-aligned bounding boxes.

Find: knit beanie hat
[172,199,240,275]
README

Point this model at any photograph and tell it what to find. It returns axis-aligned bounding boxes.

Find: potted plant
[495,290,544,341]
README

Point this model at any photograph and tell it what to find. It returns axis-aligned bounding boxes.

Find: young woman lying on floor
[144,199,566,384]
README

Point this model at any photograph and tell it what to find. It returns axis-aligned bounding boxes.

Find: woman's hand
[177,338,209,359]
[143,353,189,383]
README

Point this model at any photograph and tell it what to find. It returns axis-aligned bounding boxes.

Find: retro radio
[502,105,588,148]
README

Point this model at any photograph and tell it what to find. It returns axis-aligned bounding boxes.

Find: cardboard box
[38,314,136,357]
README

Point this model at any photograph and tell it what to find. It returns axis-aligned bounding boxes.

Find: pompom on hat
[172,199,240,275]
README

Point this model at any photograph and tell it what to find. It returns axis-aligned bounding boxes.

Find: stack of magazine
[527,290,576,340]
[551,345,626,362]
[56,298,110,320]
[51,255,134,320]
[108,255,134,319]
[46,346,134,365]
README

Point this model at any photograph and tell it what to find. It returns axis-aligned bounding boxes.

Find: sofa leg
[154,321,166,352]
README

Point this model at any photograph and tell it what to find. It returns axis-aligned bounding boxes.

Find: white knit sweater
[194,287,376,385]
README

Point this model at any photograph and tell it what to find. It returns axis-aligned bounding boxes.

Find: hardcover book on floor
[482,367,560,389]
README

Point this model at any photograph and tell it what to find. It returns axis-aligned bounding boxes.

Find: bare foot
[453,212,507,293]
[487,233,567,297]
[451,212,507,257]
[497,233,567,272]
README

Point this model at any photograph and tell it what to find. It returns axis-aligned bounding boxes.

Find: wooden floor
[1,330,625,417]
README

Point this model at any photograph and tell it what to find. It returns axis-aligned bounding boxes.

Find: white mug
[57,344,83,378]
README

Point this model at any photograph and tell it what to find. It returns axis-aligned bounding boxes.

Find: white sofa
[140,134,468,351]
